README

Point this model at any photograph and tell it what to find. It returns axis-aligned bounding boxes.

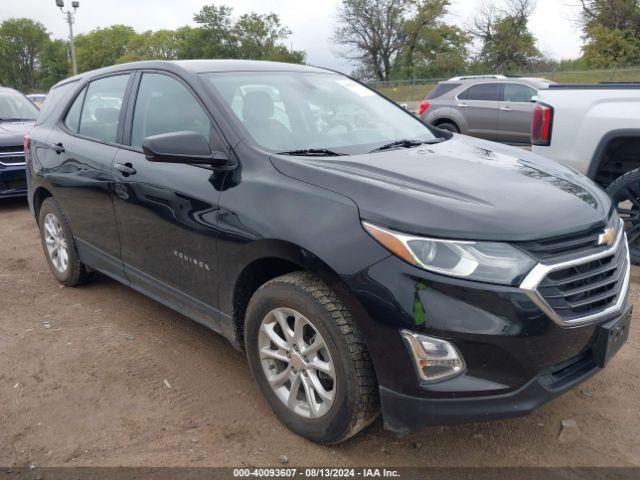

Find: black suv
[0,86,39,198]
[26,60,632,443]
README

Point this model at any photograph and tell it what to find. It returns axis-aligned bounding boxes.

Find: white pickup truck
[531,83,640,262]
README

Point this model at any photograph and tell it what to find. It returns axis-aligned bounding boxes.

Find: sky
[1,0,585,73]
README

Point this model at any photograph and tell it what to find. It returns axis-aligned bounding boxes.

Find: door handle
[114,162,137,177]
[50,142,65,154]
[500,106,512,111]
[457,103,468,108]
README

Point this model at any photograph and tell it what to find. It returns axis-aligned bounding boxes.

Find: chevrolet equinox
[26,60,632,444]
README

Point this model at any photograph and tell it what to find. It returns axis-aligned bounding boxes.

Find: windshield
[202,71,438,154]
[0,91,40,121]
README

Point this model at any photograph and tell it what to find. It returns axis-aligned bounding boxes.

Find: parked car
[27,60,631,443]
[0,86,39,198]
[420,75,554,145]
[531,83,640,263]
[27,93,47,108]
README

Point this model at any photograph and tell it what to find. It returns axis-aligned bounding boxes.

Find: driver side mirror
[530,95,539,103]
[142,131,236,171]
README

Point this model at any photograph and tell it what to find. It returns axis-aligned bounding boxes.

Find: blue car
[0,87,38,198]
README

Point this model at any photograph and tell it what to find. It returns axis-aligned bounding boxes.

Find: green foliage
[192,4,238,58]
[579,1,640,67]
[39,39,71,90]
[0,18,50,91]
[397,1,470,78]
[334,0,409,80]
[192,6,305,63]
[74,25,136,72]
[118,30,183,63]
[582,26,640,67]
[470,0,542,74]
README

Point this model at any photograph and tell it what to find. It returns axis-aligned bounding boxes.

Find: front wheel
[244,272,379,444]
[606,169,640,264]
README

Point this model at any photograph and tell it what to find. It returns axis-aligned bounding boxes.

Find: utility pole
[56,0,80,76]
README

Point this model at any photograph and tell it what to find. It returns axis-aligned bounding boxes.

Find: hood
[0,121,34,147]
[270,135,612,241]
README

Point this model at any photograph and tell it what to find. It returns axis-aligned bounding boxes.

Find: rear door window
[36,80,79,126]
[64,87,86,132]
[458,83,502,101]
[74,74,130,143]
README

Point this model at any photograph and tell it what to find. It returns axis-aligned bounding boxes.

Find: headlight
[363,222,535,285]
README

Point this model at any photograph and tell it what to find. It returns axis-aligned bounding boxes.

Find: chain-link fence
[369,65,640,102]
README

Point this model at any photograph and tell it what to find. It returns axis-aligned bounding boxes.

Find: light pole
[56,0,80,75]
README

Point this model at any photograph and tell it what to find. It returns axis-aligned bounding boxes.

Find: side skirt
[75,238,238,348]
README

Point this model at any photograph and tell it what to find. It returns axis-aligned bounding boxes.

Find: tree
[74,25,136,72]
[582,25,640,67]
[469,0,542,73]
[193,4,238,58]
[0,18,49,91]
[334,0,408,81]
[118,29,183,63]
[578,0,640,67]
[39,39,71,90]
[192,4,305,63]
[579,0,640,35]
[400,0,469,78]
[234,13,304,62]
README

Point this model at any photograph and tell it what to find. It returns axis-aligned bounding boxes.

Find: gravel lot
[2,197,640,467]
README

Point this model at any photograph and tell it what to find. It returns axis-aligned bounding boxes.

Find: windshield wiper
[369,137,445,153]
[278,148,348,157]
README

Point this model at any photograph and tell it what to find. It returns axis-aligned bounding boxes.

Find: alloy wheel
[258,307,336,419]
[43,213,69,273]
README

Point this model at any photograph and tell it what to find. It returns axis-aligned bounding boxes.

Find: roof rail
[447,74,507,81]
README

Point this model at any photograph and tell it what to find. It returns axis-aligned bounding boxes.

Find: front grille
[536,236,627,322]
[517,215,618,262]
[0,145,22,153]
[0,154,25,165]
[0,146,25,165]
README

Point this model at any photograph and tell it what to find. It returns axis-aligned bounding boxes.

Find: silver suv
[419,75,554,144]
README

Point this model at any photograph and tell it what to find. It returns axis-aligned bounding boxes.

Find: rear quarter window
[35,80,80,126]
[426,83,461,100]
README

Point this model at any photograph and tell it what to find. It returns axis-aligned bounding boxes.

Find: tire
[38,197,92,286]
[244,271,379,444]
[606,169,640,265]
[435,121,459,133]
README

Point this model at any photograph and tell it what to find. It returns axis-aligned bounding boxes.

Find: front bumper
[380,305,631,433]
[347,251,632,434]
[0,164,27,198]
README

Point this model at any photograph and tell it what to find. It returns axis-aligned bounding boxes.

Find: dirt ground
[2,197,640,468]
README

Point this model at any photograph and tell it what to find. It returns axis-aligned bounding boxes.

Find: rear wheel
[435,121,459,133]
[244,272,379,444]
[606,169,640,265]
[38,197,91,286]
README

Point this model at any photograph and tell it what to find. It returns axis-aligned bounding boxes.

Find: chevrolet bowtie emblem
[598,228,616,247]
